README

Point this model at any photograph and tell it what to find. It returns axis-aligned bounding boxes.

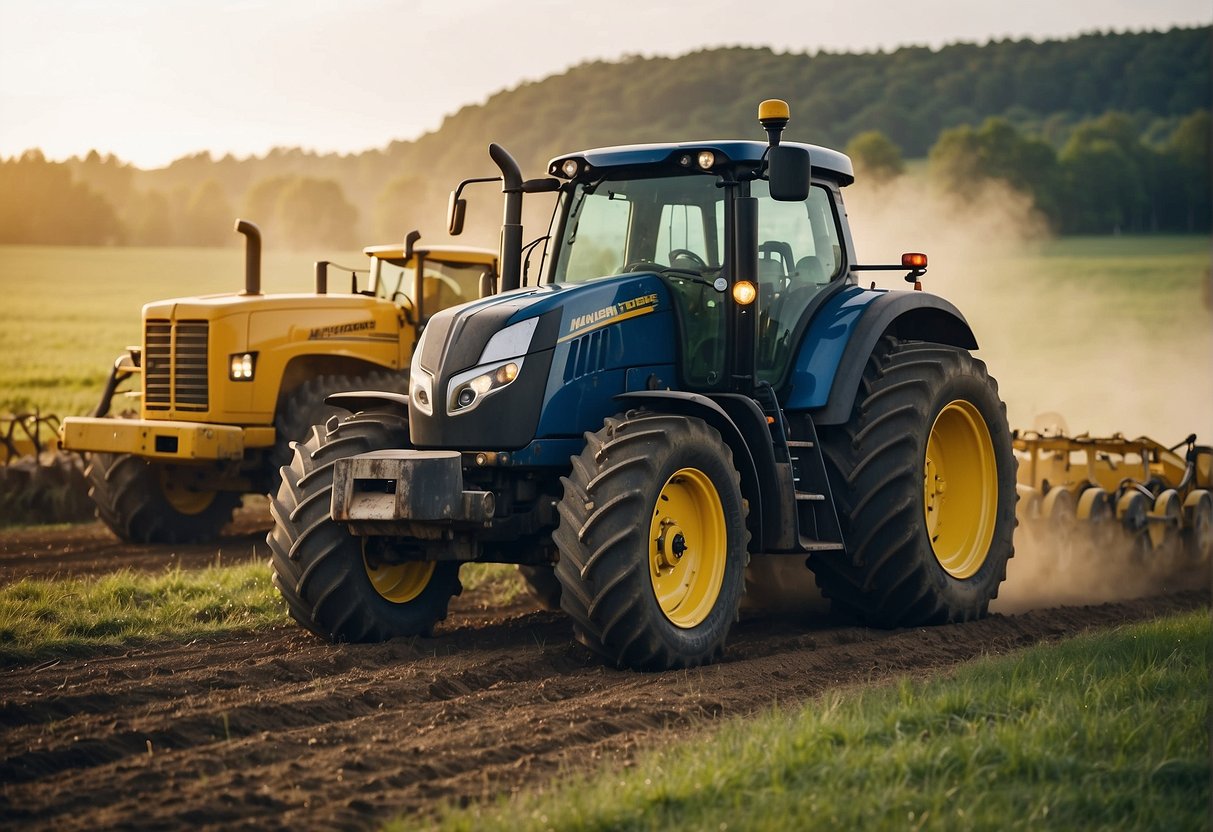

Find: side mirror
[447,192,467,236]
[767,145,811,202]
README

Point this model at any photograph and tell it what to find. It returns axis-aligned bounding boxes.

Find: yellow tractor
[1014,426,1213,567]
[59,221,497,543]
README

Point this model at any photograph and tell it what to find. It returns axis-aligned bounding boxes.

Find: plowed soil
[0,511,1208,830]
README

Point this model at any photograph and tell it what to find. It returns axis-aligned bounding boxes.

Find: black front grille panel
[144,318,209,412]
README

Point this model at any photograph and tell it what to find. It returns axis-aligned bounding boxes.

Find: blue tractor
[268,101,1017,671]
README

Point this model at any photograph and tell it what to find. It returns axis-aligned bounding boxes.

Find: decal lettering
[308,320,375,340]
[564,293,660,340]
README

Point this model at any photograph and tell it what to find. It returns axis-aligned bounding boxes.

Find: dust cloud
[845,176,1213,611]
[993,519,1210,614]
[844,177,1213,444]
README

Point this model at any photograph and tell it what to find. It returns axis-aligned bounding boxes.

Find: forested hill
[2,26,1209,247]
[406,25,1210,166]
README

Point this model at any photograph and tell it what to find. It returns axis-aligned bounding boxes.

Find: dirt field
[0,511,1208,830]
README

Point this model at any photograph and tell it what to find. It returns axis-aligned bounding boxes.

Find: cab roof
[362,244,498,266]
[548,140,855,186]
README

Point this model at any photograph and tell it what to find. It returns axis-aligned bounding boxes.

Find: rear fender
[616,390,776,552]
[791,289,977,425]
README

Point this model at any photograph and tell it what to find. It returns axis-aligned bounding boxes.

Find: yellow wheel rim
[363,555,435,604]
[923,400,997,579]
[158,467,217,515]
[648,467,727,629]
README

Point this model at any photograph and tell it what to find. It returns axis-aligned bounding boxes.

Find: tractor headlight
[447,359,523,414]
[228,352,256,381]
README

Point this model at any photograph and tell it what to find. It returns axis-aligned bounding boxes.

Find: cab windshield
[371,256,490,314]
[549,171,844,387]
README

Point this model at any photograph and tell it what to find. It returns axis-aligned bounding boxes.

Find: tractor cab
[362,242,498,326]
[539,144,854,390]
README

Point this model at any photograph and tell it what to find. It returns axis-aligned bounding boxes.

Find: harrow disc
[1147,489,1183,561]
[1182,490,1212,563]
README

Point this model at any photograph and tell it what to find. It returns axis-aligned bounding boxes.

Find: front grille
[144,318,209,412]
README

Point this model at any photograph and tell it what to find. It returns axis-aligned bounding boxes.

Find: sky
[1,0,1209,169]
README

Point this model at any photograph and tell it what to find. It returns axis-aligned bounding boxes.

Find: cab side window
[755,183,845,382]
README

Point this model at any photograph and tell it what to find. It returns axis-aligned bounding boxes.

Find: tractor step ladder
[753,380,846,555]
[785,432,845,552]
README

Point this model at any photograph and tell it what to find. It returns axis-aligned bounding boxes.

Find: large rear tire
[85,453,240,544]
[814,337,1016,626]
[267,410,461,642]
[554,412,748,671]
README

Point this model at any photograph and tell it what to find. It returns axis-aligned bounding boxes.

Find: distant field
[0,244,363,418]
[962,234,1212,442]
[0,237,1209,442]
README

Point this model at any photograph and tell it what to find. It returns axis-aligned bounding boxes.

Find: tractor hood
[409,275,673,450]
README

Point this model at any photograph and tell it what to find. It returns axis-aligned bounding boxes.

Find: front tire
[814,337,1016,626]
[85,453,239,544]
[554,412,748,671]
[267,410,461,642]
[268,371,410,487]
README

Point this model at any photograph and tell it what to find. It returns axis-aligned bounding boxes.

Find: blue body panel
[531,275,677,438]
[784,285,885,411]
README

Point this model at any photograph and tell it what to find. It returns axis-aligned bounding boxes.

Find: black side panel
[410,309,562,450]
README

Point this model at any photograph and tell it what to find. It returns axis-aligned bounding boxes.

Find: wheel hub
[655,520,687,571]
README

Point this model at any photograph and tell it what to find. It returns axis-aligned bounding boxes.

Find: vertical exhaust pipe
[235,219,262,295]
[489,143,523,293]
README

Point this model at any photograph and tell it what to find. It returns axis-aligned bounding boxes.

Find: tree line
[1,26,1208,247]
[849,110,1211,234]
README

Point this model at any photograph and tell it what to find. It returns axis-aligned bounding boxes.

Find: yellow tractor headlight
[229,352,256,381]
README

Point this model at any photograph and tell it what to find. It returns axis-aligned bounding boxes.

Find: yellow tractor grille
[144,319,209,412]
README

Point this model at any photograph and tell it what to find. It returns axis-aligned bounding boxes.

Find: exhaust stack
[235,219,262,295]
[489,143,523,293]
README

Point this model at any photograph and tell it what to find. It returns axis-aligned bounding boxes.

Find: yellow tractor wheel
[85,453,239,544]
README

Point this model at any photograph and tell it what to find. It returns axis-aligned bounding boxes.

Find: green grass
[0,561,525,665]
[429,609,1211,832]
[0,562,287,664]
